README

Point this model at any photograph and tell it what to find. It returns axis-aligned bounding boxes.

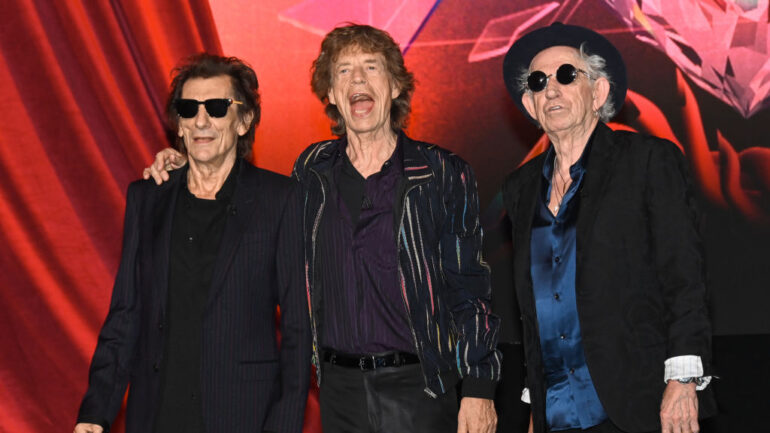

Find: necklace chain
[552,158,571,213]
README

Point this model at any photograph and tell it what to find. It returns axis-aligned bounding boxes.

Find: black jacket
[77,161,310,433]
[292,132,501,399]
[501,123,716,433]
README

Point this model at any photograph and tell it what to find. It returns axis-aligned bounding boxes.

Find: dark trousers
[319,361,458,433]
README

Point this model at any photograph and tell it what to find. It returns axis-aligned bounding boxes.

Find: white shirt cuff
[521,387,531,404]
[664,355,711,390]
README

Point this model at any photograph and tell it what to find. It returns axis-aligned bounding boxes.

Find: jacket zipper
[308,167,327,385]
[397,181,436,398]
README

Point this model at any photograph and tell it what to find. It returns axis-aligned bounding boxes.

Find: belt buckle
[359,355,375,371]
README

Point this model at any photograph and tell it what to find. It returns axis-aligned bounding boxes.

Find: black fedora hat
[502,22,627,124]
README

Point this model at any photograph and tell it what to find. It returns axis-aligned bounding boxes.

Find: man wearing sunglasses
[497,23,716,433]
[74,54,310,433]
[144,25,501,433]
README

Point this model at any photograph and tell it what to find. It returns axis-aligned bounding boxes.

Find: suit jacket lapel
[576,123,618,246]
[151,169,186,314]
[206,161,259,309]
[512,157,544,316]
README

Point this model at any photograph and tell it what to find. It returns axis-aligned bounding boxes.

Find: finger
[688,398,699,433]
[154,152,167,170]
[149,164,165,184]
[169,152,185,168]
[673,411,684,433]
[690,417,699,433]
[152,170,162,185]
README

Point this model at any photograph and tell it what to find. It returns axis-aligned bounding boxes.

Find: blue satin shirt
[530,144,608,430]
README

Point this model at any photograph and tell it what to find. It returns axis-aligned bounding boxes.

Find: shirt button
[570,368,575,374]
[554,256,561,264]
[188,236,194,242]
[560,334,566,340]
[553,293,560,300]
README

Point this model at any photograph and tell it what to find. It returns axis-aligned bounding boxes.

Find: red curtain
[0,1,221,431]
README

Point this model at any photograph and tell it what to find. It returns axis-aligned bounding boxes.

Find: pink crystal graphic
[279,0,440,50]
[468,3,560,63]
[602,0,770,118]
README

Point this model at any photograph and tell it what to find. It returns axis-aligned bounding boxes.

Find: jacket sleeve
[263,182,311,433]
[77,183,143,430]
[645,140,712,370]
[440,156,501,399]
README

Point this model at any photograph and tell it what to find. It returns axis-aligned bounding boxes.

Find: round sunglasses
[526,64,590,93]
[174,98,243,118]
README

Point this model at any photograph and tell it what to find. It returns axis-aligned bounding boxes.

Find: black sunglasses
[526,64,590,93]
[174,98,243,118]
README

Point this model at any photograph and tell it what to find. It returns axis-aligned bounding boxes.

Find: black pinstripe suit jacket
[77,160,310,433]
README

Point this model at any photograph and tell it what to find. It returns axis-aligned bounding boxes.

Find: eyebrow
[336,57,380,67]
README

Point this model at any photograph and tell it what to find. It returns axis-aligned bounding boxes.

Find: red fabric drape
[0,1,220,431]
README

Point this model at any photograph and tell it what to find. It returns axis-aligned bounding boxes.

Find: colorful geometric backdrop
[1,1,768,432]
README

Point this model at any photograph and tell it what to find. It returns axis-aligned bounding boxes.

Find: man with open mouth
[293,23,501,433]
[143,24,500,433]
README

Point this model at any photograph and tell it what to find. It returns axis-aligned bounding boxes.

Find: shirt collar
[337,132,404,176]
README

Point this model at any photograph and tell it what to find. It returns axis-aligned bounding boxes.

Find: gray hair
[517,43,616,122]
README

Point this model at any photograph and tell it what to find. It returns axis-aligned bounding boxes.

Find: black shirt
[154,161,238,433]
[318,139,415,355]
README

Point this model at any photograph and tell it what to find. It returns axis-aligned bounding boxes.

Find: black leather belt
[322,350,419,371]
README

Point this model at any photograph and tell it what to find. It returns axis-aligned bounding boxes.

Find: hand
[73,423,103,433]
[142,148,186,184]
[457,397,497,433]
[527,412,533,433]
[660,381,699,433]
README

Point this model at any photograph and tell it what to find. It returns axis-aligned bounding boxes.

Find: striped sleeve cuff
[664,355,711,390]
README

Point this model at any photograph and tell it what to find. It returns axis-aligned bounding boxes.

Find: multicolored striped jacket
[292,131,501,399]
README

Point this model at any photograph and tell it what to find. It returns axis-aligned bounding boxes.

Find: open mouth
[349,93,374,117]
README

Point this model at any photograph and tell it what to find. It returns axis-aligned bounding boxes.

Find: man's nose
[194,104,211,128]
[352,66,366,84]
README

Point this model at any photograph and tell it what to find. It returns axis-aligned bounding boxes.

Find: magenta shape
[467,3,560,63]
[279,0,440,50]
[602,0,770,118]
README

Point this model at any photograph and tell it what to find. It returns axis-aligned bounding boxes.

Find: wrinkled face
[327,47,400,137]
[522,46,602,136]
[177,75,250,164]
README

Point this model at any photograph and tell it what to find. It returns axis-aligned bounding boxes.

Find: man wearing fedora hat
[497,22,716,433]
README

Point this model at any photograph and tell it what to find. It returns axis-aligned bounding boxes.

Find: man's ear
[521,92,537,121]
[237,111,254,136]
[391,81,400,100]
[592,77,610,112]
